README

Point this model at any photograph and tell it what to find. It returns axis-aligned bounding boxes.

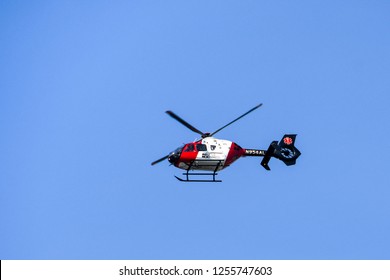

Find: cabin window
[196,144,207,151]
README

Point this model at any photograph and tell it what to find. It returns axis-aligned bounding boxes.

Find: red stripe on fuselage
[224,142,245,167]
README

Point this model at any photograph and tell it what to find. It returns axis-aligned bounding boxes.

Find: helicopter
[151,103,301,182]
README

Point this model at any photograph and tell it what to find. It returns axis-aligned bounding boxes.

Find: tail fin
[261,134,301,170]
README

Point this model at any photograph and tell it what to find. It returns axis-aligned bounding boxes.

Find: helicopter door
[196,143,210,159]
[180,143,198,162]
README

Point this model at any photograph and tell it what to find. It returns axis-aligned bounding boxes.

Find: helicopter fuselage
[168,137,247,171]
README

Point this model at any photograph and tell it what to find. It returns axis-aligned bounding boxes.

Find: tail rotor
[261,134,301,170]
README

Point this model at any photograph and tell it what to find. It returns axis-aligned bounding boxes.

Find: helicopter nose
[168,147,182,165]
[168,153,179,164]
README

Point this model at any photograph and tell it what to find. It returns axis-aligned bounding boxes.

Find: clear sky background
[1,1,389,259]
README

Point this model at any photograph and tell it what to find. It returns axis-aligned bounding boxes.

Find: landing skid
[174,160,223,182]
[174,174,222,183]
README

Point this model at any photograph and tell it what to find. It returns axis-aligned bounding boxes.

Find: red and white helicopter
[151,104,301,182]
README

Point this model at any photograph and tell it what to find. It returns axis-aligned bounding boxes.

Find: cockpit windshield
[174,146,183,154]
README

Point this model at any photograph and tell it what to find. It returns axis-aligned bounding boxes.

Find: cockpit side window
[196,144,207,151]
[184,144,195,152]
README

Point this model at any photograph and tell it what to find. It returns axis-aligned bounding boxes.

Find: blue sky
[1,1,389,259]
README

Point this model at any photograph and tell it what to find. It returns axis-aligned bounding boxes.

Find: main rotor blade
[166,111,204,136]
[151,155,169,166]
[210,103,263,136]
